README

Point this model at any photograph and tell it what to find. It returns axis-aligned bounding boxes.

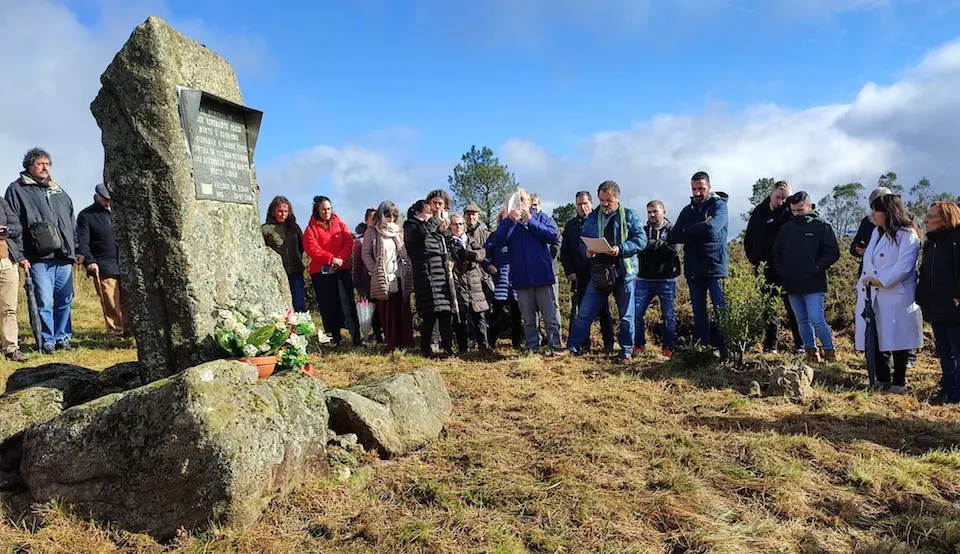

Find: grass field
[1,263,959,553]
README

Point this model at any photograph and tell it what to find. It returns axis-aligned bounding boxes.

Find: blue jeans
[568,276,614,351]
[788,293,834,350]
[687,277,725,349]
[287,271,307,312]
[569,276,636,355]
[932,322,960,403]
[634,279,676,348]
[30,260,74,347]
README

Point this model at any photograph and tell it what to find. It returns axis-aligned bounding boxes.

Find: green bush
[715,262,780,366]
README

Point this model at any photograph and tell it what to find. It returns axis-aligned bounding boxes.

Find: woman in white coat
[854,194,923,393]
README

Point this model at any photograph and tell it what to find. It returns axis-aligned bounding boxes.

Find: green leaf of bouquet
[248,324,276,347]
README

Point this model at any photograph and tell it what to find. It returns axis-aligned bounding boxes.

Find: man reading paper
[567,181,646,362]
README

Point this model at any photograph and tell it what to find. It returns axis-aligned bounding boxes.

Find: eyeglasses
[451,222,464,226]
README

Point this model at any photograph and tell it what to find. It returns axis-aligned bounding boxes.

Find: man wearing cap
[5,147,77,353]
[76,183,125,337]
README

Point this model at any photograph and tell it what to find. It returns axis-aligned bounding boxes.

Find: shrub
[715,262,780,366]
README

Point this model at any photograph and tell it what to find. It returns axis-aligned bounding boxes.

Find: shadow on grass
[684,412,960,455]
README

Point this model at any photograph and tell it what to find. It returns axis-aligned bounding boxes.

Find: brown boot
[804,348,821,364]
[822,349,837,363]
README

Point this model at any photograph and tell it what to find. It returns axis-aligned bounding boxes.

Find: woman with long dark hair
[855,194,923,393]
[361,201,414,351]
[917,201,960,404]
[404,199,455,358]
[302,196,362,347]
[262,196,307,312]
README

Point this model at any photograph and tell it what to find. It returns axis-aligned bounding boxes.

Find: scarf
[597,204,635,275]
[377,221,401,239]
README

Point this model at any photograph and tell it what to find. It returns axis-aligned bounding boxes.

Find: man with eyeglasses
[560,191,614,353]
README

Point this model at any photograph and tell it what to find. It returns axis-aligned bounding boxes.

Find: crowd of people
[2,145,956,406]
[260,171,960,405]
[2,148,125,363]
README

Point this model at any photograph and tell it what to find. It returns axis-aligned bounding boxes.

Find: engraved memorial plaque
[177,88,263,204]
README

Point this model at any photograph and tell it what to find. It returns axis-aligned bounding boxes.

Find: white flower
[235,325,251,340]
[242,344,258,357]
[258,342,272,353]
[286,333,308,353]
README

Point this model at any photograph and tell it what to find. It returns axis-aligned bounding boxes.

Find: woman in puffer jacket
[361,201,414,352]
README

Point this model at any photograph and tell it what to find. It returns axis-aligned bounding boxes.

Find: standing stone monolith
[91,17,290,383]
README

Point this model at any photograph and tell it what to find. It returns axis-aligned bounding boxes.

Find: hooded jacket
[670,191,729,279]
[5,172,76,262]
[303,214,353,274]
[639,219,681,280]
[771,211,840,295]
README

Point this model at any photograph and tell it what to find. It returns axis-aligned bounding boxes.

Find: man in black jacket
[743,181,801,353]
[772,192,841,364]
[559,191,613,352]
[634,200,680,357]
[5,147,77,354]
[76,183,125,337]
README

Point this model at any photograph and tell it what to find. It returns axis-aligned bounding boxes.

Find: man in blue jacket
[487,188,565,355]
[559,190,614,353]
[567,181,647,361]
[5,147,77,354]
[670,171,729,357]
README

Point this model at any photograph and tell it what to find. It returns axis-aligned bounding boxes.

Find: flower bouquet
[214,306,318,376]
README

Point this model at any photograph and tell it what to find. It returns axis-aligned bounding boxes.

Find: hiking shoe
[56,340,73,351]
[5,350,27,362]
[763,347,778,354]
[549,349,570,358]
[41,343,55,355]
[887,385,908,395]
[871,381,890,392]
[661,348,673,359]
[822,349,837,363]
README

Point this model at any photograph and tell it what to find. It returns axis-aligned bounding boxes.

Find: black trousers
[420,311,454,356]
[488,299,523,349]
[311,271,360,345]
[456,311,489,352]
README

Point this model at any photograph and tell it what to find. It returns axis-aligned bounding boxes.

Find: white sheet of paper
[581,236,614,254]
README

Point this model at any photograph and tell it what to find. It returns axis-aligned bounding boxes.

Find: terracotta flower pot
[236,355,277,379]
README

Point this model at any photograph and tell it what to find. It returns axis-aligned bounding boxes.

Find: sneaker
[551,349,569,358]
[763,347,778,355]
[887,385,908,395]
[871,381,890,392]
[661,348,673,359]
[41,343,55,355]
[4,350,27,362]
[56,340,73,351]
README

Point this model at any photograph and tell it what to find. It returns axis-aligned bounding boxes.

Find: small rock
[748,381,762,398]
[325,368,452,458]
[336,433,358,449]
[766,363,815,401]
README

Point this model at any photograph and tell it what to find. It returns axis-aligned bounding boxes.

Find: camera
[0,227,7,238]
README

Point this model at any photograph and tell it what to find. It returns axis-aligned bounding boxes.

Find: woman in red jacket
[303,196,361,346]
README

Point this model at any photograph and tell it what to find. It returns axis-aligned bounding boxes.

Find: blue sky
[2,0,960,231]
